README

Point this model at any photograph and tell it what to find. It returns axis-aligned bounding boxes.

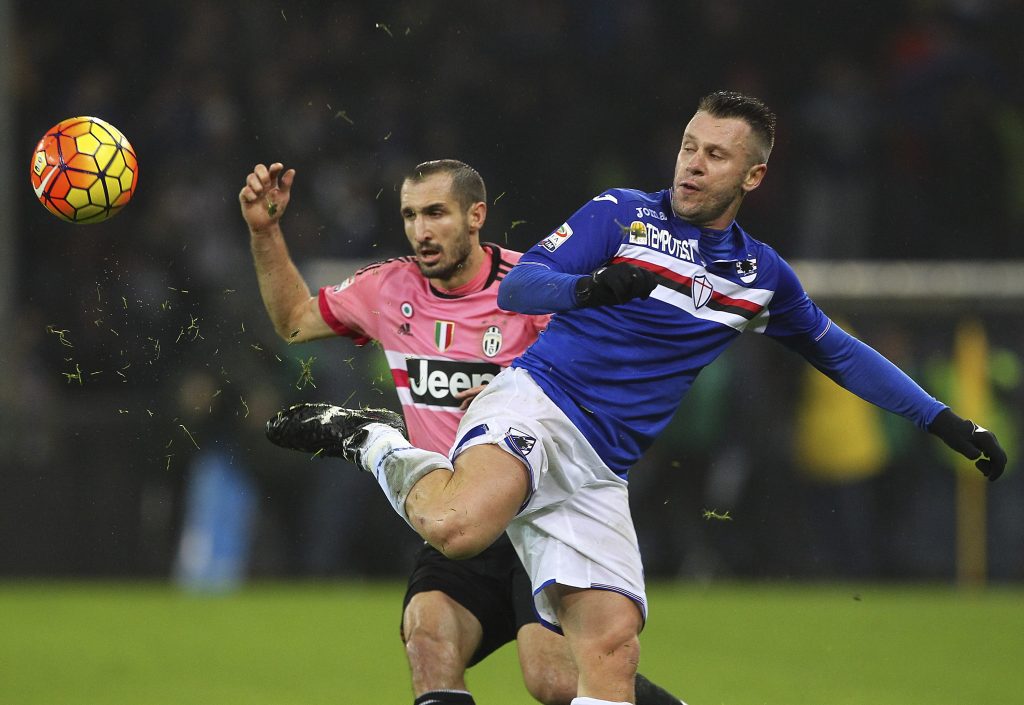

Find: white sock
[361,424,452,525]
[570,698,632,705]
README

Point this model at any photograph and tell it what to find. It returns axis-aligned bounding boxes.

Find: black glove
[575,263,658,308]
[927,408,1007,481]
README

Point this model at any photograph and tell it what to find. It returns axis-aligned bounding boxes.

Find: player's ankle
[361,422,411,472]
[414,689,475,705]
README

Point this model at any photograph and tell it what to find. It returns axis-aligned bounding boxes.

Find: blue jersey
[498,188,945,476]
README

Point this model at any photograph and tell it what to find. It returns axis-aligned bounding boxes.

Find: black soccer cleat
[266,403,406,465]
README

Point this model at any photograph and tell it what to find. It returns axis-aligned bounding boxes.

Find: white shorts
[451,367,646,632]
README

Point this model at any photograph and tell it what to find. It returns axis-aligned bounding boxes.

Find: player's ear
[742,163,767,194]
[467,200,487,231]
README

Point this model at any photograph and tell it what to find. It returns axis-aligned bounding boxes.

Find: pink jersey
[318,244,550,455]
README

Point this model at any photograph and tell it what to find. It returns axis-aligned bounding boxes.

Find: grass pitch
[1,581,1021,704]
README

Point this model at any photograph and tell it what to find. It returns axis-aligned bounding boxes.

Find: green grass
[1,581,1021,704]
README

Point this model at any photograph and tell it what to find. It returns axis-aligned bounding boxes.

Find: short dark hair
[697,91,776,163]
[404,159,486,210]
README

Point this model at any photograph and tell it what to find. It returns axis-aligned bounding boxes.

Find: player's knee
[423,519,495,561]
[404,627,453,661]
[403,623,461,671]
[435,533,490,561]
[577,629,640,676]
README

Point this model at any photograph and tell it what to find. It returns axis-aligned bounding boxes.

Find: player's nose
[413,218,432,242]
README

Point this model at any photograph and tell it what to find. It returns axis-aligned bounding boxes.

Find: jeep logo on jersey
[482,326,502,358]
[434,320,455,352]
[407,358,501,407]
[540,222,573,251]
[691,273,714,309]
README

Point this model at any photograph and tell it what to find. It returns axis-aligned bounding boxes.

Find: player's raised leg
[266,402,531,559]
[404,443,530,559]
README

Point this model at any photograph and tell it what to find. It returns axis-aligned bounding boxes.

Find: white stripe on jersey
[394,387,465,413]
[650,287,766,332]
[746,306,771,335]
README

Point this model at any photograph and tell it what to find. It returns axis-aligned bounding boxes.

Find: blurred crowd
[3,0,1023,582]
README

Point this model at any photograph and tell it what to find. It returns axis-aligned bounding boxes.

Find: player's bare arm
[240,162,332,343]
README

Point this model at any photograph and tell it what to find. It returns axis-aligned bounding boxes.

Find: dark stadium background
[2,0,1022,583]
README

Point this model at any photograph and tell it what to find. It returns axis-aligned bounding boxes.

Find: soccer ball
[30,116,139,223]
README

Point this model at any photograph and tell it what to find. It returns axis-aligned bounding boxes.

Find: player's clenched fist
[574,262,658,307]
[239,162,295,233]
[928,408,1007,481]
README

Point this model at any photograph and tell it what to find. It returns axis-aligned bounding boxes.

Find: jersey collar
[699,221,758,264]
[428,243,501,299]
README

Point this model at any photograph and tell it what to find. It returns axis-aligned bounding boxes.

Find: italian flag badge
[434,320,455,352]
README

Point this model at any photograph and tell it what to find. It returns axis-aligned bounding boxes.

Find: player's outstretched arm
[240,163,331,343]
[794,319,1008,482]
[928,408,1007,481]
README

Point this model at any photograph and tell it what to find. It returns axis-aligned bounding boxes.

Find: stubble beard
[671,185,742,228]
[417,236,474,283]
